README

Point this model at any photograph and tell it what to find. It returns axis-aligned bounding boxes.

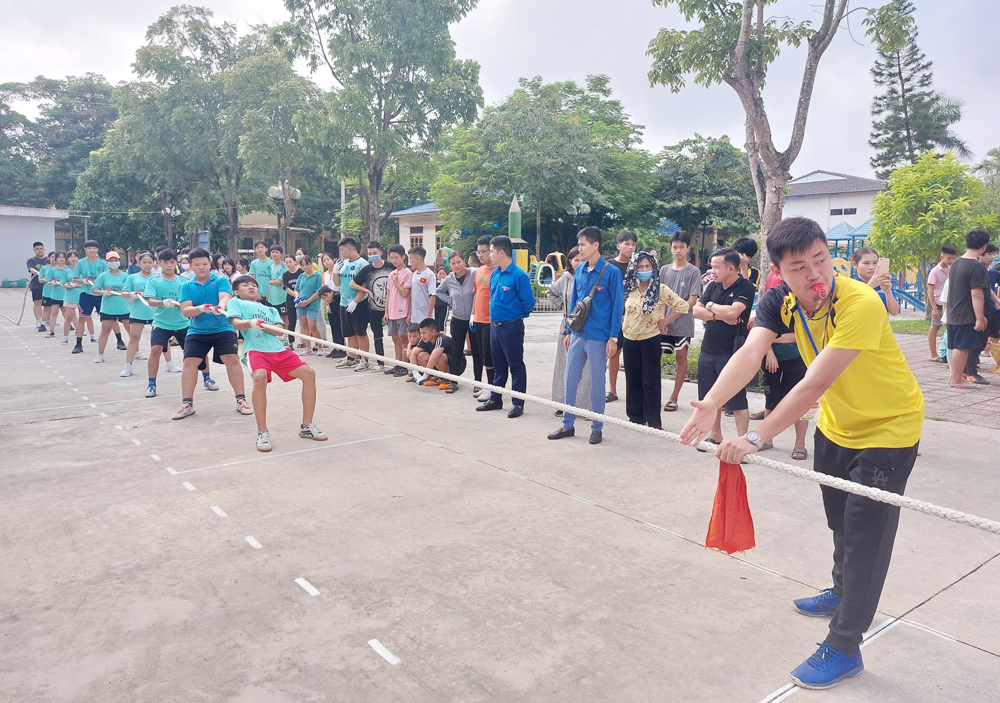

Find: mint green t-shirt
[48,266,71,301]
[40,266,54,297]
[143,274,190,330]
[250,258,272,298]
[93,270,131,315]
[268,261,288,305]
[63,270,82,306]
[74,257,109,295]
[225,298,286,354]
[296,271,322,311]
[125,272,155,321]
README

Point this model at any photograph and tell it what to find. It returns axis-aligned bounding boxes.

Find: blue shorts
[79,292,102,317]
[302,308,320,321]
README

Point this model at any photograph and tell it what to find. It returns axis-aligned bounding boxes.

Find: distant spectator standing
[605,229,636,402]
[332,238,370,370]
[963,242,999,383]
[547,227,623,443]
[946,230,990,388]
[547,247,590,417]
[407,246,437,322]
[435,250,477,380]
[477,235,535,418]
[27,241,47,330]
[927,244,957,362]
[385,244,414,377]
[470,236,496,398]
[659,230,702,412]
[351,241,391,372]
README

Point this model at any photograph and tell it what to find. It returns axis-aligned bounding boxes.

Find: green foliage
[869,0,969,179]
[661,343,699,380]
[890,318,931,335]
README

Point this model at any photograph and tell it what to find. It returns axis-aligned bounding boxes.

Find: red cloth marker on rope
[705,462,755,554]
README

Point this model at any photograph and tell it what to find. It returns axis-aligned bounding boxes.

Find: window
[436,235,442,251]
[830,208,844,216]
[411,235,424,248]
[435,224,444,232]
[843,208,857,215]
[409,225,424,234]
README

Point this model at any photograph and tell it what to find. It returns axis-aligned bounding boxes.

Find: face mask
[636,270,653,281]
[108,261,120,270]
[368,255,379,264]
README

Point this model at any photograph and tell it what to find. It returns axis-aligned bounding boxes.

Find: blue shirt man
[549,227,624,443]
[478,236,535,418]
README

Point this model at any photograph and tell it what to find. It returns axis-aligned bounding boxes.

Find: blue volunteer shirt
[569,257,625,341]
[180,273,235,334]
[488,261,535,323]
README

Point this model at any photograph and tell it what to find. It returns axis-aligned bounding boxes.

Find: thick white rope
[263,322,1000,537]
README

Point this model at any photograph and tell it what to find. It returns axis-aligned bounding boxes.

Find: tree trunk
[366,178,381,244]
[757,169,790,284]
[226,201,239,259]
[535,206,541,257]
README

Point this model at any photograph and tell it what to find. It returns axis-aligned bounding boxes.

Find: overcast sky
[6,0,998,180]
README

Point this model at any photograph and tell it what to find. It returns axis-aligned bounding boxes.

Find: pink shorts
[246,349,307,383]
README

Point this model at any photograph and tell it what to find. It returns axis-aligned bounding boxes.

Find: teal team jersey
[63,269,82,306]
[39,266,53,296]
[250,258,272,298]
[125,272,155,321]
[48,266,72,301]
[143,275,190,330]
[296,271,322,311]
[93,270,131,315]
[226,298,286,354]
[268,261,288,305]
[74,257,109,295]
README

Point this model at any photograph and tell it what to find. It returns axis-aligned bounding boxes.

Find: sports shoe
[302,348,314,356]
[37,323,46,332]
[94,354,104,363]
[477,388,492,401]
[145,384,157,398]
[135,351,147,360]
[236,398,254,415]
[336,357,358,369]
[62,338,69,344]
[116,340,127,351]
[165,361,181,373]
[793,588,841,617]
[789,643,863,690]
[256,430,273,452]
[354,360,370,372]
[120,363,133,378]
[172,403,195,420]
[299,423,327,441]
[47,330,55,337]
[394,367,408,377]
[90,335,96,342]
[203,378,219,391]
[72,344,83,354]
[326,349,347,359]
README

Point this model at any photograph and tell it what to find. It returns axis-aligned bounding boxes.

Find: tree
[647,0,910,273]
[869,151,996,317]
[0,83,42,207]
[276,0,483,243]
[869,0,969,178]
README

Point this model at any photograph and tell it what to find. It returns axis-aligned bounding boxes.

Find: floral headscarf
[623,251,661,314]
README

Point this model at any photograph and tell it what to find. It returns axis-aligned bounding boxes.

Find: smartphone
[873,257,890,281]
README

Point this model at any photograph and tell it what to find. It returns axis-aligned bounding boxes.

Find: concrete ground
[1,289,998,703]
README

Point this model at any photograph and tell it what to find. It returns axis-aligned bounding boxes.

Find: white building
[388,203,444,264]
[0,206,69,282]
[783,171,887,231]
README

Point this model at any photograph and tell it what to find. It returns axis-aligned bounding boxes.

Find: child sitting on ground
[408,317,466,392]
[226,275,327,452]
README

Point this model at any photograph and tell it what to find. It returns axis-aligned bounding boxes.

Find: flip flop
[792,446,808,461]
[663,400,678,412]
[445,383,459,394]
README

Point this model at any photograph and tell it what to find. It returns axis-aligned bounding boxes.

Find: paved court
[0,289,998,702]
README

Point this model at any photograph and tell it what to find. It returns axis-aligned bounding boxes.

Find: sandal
[664,400,678,412]
[792,446,808,461]
[760,442,773,451]
[445,383,459,394]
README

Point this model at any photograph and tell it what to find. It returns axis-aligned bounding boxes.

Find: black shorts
[100,312,130,322]
[446,353,467,376]
[277,300,292,317]
[947,323,985,351]
[660,335,692,354]
[697,349,748,411]
[184,330,239,364]
[129,317,152,326]
[762,355,807,411]
[41,296,54,307]
[48,299,63,308]
[989,311,1000,340]
[79,292,102,316]
[475,321,493,367]
[31,288,42,302]
[340,300,370,337]
[151,326,188,350]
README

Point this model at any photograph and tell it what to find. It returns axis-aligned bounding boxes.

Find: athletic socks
[182,398,193,406]
[74,337,84,349]
[148,378,157,387]
[235,394,247,402]
[202,371,211,382]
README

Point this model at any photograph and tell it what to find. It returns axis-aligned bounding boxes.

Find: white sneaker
[90,335,96,342]
[120,363,132,377]
[145,384,157,398]
[135,351,147,360]
[94,354,104,363]
[204,378,219,391]
[477,387,492,401]
[62,338,69,344]
[236,397,254,415]
[165,360,181,373]
[256,430,273,452]
[299,423,327,441]
[354,359,370,372]
[172,403,195,420]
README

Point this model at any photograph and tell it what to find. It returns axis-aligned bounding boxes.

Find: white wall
[783,191,879,231]
[399,213,443,264]
[0,214,59,282]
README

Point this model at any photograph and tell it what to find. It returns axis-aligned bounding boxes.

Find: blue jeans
[490,320,526,406]
[563,335,608,431]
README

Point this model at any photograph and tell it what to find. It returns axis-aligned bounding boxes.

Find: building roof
[850,217,875,238]
[238,223,314,234]
[824,221,855,240]
[387,202,440,218]
[786,171,887,198]
[0,205,70,219]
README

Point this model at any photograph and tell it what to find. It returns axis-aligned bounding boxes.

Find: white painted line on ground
[425,440,441,448]
[383,425,398,432]
[731,558,785,579]
[861,618,900,647]
[150,454,161,461]
[114,425,123,430]
[58,375,64,379]
[88,403,96,408]
[901,619,958,642]
[131,438,141,445]
[368,639,401,666]
[182,482,196,491]
[342,410,355,415]
[81,396,89,400]
[99,412,108,417]
[295,577,319,596]
[72,388,78,392]
[0,395,183,416]
[165,467,177,474]
[245,536,262,549]
[570,495,595,506]
[757,683,797,703]
[65,382,71,385]
[174,434,403,474]
[210,506,227,517]
[462,453,478,461]
[642,522,684,539]
[507,471,527,480]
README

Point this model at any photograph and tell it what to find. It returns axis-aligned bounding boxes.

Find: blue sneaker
[790,643,863,689]
[793,587,841,617]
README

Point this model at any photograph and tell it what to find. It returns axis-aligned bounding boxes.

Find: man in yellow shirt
[681,217,923,691]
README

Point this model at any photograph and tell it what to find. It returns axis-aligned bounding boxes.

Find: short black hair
[338,237,358,250]
[408,245,427,259]
[616,229,637,244]
[318,285,333,296]
[670,230,691,246]
[965,229,991,250]
[367,240,383,253]
[577,226,602,245]
[254,240,268,249]
[66,249,80,259]
[237,257,250,269]
[269,244,284,254]
[158,249,177,262]
[84,240,99,249]
[54,250,67,260]
[300,255,313,267]
[406,322,421,333]
[449,249,464,260]
[188,247,211,263]
[418,317,437,330]
[985,243,999,255]
[732,237,758,258]
[388,243,406,257]
[490,235,513,258]
[941,244,958,256]
[32,241,44,248]
[232,275,256,289]
[710,247,741,270]
[766,217,826,267]
[476,235,493,247]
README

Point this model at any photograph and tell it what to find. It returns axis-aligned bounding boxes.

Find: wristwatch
[610,337,618,343]
[744,430,763,449]
[706,301,715,311]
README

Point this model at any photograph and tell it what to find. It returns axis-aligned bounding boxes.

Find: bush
[661,343,700,380]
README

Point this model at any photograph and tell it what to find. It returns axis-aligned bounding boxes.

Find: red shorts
[246,349,307,383]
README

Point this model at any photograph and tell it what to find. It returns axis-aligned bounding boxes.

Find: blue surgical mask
[636,270,653,281]
[368,255,379,264]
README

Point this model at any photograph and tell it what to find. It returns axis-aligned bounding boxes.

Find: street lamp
[567,198,591,232]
